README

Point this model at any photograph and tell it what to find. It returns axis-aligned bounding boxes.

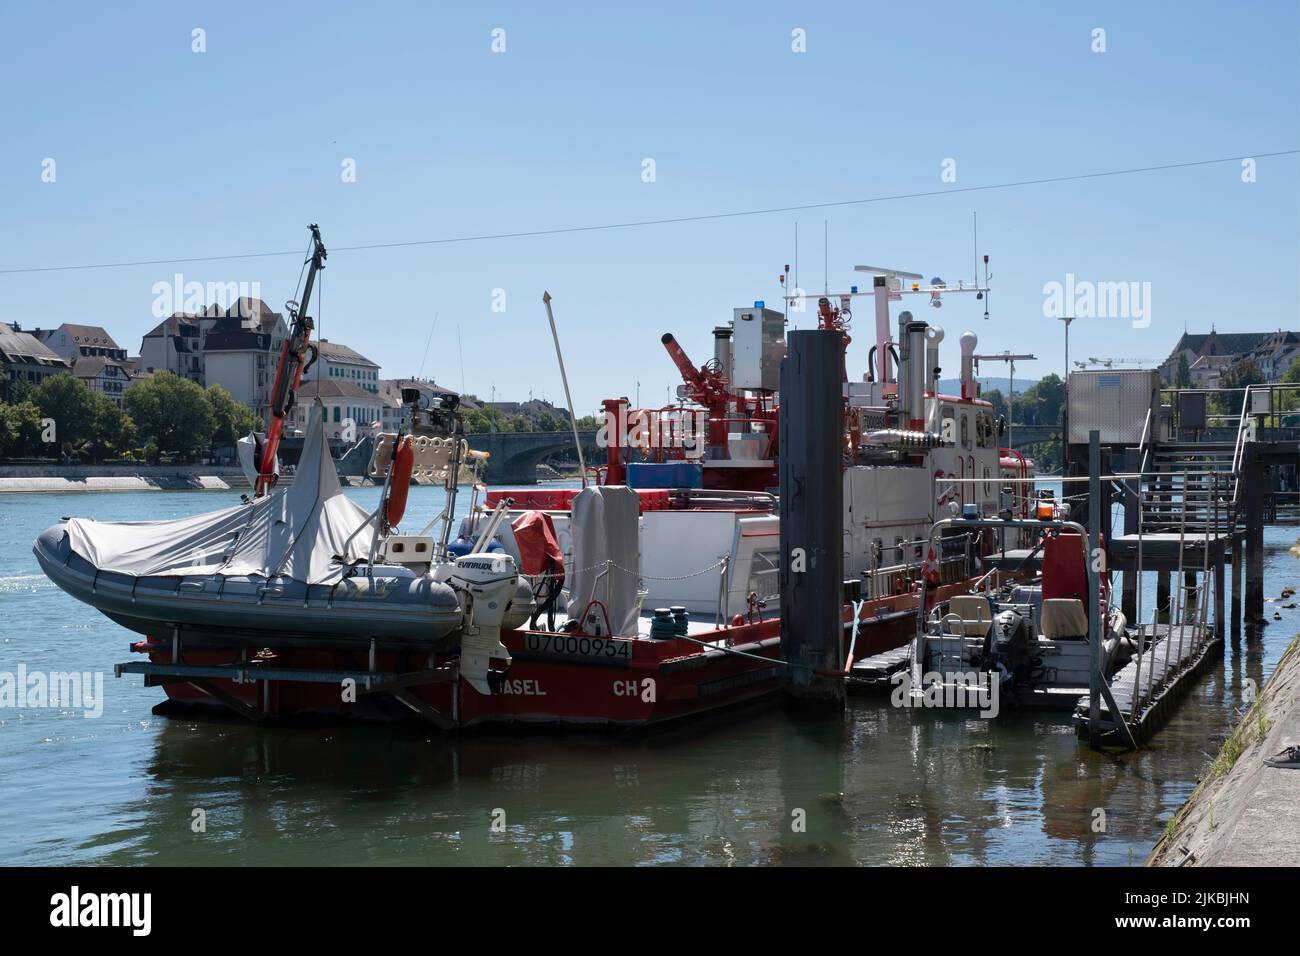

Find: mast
[256,224,327,497]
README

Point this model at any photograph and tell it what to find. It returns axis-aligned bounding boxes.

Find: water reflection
[2,485,1296,867]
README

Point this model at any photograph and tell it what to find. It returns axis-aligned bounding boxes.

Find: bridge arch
[467,431,601,484]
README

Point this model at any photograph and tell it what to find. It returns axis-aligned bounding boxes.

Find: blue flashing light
[850,285,858,294]
[754,300,765,309]
[962,503,980,520]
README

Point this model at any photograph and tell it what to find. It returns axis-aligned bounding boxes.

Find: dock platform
[846,644,911,691]
[1074,623,1222,745]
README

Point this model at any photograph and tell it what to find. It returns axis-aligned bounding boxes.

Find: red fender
[385,437,414,527]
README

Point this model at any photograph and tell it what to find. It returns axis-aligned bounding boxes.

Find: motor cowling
[989,608,1034,682]
[449,553,518,694]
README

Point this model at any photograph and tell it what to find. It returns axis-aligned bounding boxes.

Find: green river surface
[1,483,1297,866]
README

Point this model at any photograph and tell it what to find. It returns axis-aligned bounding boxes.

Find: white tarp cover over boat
[566,485,641,637]
[63,402,373,585]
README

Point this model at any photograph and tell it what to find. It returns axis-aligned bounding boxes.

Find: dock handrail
[1137,405,1154,476]
[1230,385,1253,509]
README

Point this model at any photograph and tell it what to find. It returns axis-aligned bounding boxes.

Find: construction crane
[972,352,1035,450]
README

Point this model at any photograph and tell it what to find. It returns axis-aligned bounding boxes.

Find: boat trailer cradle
[115,632,460,728]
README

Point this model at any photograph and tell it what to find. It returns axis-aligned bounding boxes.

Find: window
[746,550,780,604]
[941,407,956,445]
[333,407,340,423]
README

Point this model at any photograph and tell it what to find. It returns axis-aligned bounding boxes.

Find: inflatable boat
[33,403,533,647]
[33,522,470,642]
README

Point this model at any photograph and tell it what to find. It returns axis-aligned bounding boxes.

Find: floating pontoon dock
[1073,623,1222,744]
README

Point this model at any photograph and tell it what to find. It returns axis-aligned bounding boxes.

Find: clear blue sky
[2,1,1296,411]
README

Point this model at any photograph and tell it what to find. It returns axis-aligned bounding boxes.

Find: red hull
[137,578,980,729]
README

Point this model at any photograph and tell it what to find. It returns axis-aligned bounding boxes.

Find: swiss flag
[923,547,941,586]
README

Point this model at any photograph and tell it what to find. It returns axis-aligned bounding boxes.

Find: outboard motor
[986,608,1034,684]
[448,553,517,694]
[1101,607,1137,672]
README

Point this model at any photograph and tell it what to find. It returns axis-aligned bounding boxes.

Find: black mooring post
[1243,446,1265,628]
[1214,556,1226,641]
[1087,430,1101,736]
[1121,448,1139,620]
[1156,571,1170,624]
[1231,532,1242,642]
[780,329,845,710]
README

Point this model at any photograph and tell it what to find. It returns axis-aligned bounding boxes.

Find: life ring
[385,436,414,527]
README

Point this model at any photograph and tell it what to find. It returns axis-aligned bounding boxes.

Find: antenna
[823,220,828,293]
[457,325,465,394]
[982,254,991,320]
[418,311,439,380]
[972,351,1035,449]
[794,221,799,292]
[972,212,978,288]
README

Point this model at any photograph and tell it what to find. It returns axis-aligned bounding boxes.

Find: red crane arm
[256,224,327,497]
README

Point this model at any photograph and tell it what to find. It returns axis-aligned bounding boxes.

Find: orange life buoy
[385,437,414,527]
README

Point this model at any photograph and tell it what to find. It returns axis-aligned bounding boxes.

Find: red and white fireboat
[39,237,1037,730]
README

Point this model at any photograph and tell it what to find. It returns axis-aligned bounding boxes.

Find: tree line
[0,371,262,464]
[458,397,601,434]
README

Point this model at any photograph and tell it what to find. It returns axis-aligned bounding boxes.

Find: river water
[1,484,1296,866]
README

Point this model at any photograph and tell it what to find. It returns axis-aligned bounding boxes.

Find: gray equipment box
[731,306,785,391]
[1067,369,1160,445]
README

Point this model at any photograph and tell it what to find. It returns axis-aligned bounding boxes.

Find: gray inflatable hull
[33,521,536,645]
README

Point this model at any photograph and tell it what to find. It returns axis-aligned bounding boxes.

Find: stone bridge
[1004,424,1060,445]
[467,431,602,484]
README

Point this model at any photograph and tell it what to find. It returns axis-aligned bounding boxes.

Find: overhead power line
[0,149,1294,277]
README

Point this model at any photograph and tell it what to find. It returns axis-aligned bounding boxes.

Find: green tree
[1212,358,1265,418]
[125,372,216,463]
[206,384,262,448]
[82,394,136,463]
[982,387,1008,421]
[1174,354,1192,389]
[2,375,35,406]
[1019,373,1065,428]
[32,373,98,461]
[1278,356,1300,412]
[0,400,48,459]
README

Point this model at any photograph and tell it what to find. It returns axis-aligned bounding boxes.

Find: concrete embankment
[0,464,246,493]
[1149,632,1300,867]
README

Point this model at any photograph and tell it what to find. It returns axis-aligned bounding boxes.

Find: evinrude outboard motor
[447,553,517,694]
